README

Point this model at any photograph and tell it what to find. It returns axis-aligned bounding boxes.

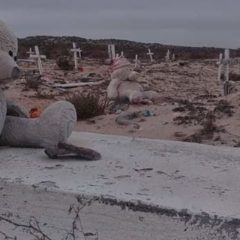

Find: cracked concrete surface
[0,132,240,239]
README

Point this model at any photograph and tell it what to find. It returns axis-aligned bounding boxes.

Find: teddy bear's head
[110,57,139,81]
[0,20,20,83]
[0,50,20,83]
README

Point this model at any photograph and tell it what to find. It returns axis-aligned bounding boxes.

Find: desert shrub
[200,111,217,136]
[56,55,74,71]
[67,92,108,120]
[214,100,234,117]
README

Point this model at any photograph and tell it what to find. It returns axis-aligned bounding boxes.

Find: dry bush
[67,92,108,120]
[173,100,207,125]
[214,100,234,117]
[200,112,217,136]
[56,56,74,71]
[184,111,223,143]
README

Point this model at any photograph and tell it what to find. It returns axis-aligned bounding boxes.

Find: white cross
[223,49,230,83]
[172,53,175,61]
[165,49,170,62]
[70,42,82,70]
[147,48,154,63]
[217,53,223,81]
[26,48,34,58]
[29,46,46,75]
[134,54,139,68]
[120,51,124,57]
[108,44,116,60]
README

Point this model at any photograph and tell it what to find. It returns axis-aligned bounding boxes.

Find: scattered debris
[53,80,105,88]
[115,111,142,129]
[30,107,41,118]
[25,72,41,90]
[115,110,155,128]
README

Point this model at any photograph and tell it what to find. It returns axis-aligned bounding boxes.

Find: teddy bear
[0,20,100,160]
[107,57,159,104]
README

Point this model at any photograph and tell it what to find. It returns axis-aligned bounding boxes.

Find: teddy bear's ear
[0,50,20,82]
[0,20,18,59]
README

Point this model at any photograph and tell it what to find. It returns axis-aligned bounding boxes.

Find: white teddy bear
[107,57,158,104]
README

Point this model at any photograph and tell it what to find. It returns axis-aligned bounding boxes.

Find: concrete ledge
[1,132,240,239]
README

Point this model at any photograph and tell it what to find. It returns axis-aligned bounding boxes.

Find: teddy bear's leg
[107,78,121,100]
[0,101,101,160]
[6,99,29,118]
[129,90,144,104]
[142,91,160,102]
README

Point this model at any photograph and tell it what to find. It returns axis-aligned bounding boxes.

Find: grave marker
[108,44,116,60]
[27,48,34,58]
[217,49,231,95]
[165,49,170,62]
[147,49,154,63]
[29,46,46,75]
[223,49,230,95]
[70,42,82,70]
[217,53,223,81]
[134,54,139,68]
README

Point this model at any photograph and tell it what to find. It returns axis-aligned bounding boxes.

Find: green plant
[67,92,108,120]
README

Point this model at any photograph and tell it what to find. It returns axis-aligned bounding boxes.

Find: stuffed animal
[107,57,159,103]
[0,20,100,160]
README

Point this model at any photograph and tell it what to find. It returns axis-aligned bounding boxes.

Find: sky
[1,0,240,48]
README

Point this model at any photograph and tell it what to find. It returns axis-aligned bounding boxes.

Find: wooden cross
[165,49,170,62]
[217,53,223,81]
[71,42,82,70]
[217,49,230,95]
[134,54,139,68]
[223,49,230,80]
[108,44,116,60]
[26,48,34,58]
[147,49,154,62]
[29,46,46,75]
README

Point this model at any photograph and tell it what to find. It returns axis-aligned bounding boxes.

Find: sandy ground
[4,57,240,147]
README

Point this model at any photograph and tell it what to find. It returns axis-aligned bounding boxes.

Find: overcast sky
[1,0,240,48]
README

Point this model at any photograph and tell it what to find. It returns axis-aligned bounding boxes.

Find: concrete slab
[1,132,240,239]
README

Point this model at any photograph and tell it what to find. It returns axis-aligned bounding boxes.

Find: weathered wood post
[147,49,154,63]
[29,46,46,75]
[223,49,230,96]
[165,49,170,62]
[134,54,138,68]
[217,53,223,81]
[71,42,82,71]
[108,44,116,60]
[26,48,34,58]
